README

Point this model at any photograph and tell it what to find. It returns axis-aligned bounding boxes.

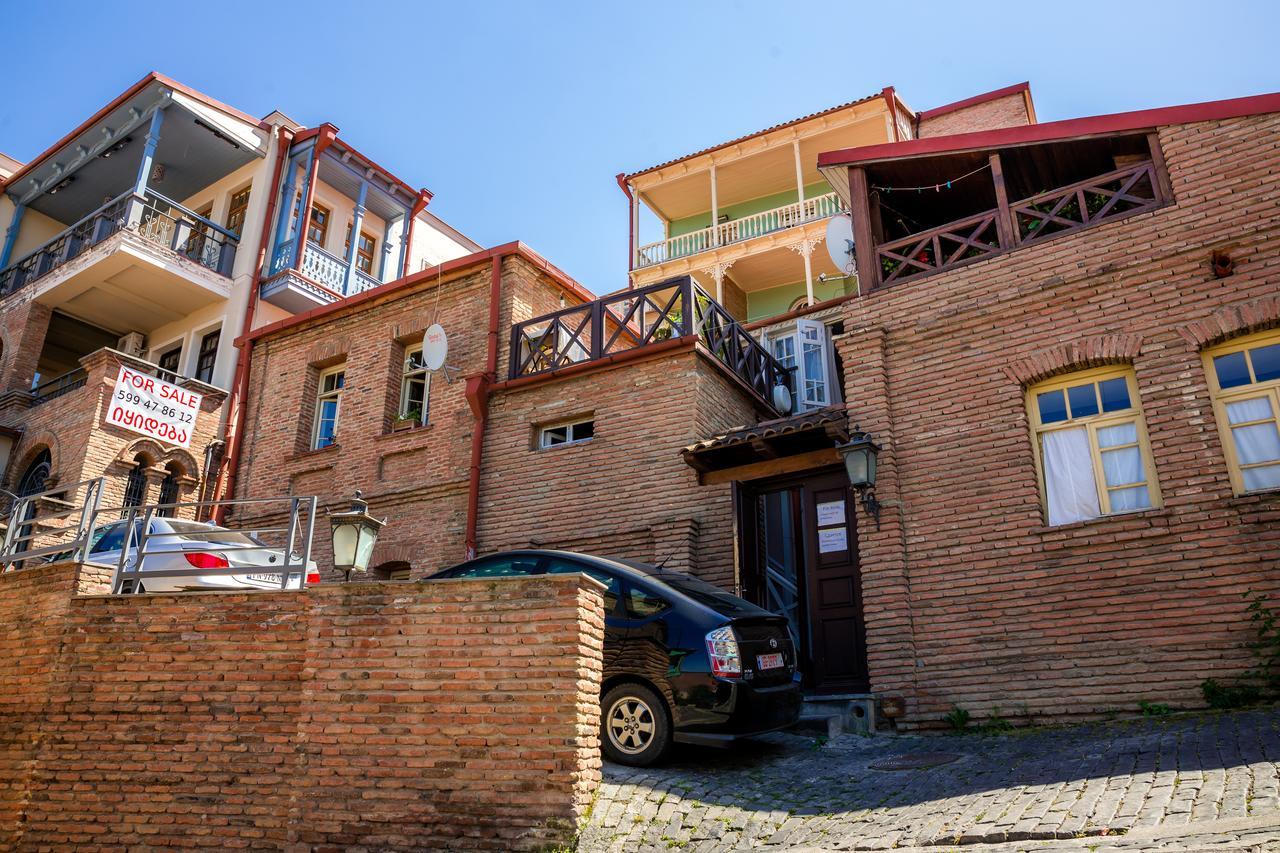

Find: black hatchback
[428,550,802,766]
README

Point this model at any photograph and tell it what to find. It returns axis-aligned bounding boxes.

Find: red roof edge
[818,90,1280,169]
[240,242,596,346]
[917,82,1031,122]
[2,71,269,192]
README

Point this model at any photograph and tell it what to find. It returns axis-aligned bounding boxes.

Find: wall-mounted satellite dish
[825,215,856,270]
[423,323,448,371]
[772,383,793,415]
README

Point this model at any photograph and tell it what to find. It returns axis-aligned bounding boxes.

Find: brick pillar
[834,320,922,718]
[0,299,52,392]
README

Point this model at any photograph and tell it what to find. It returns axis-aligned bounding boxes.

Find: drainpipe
[215,124,294,517]
[616,173,635,287]
[462,253,504,559]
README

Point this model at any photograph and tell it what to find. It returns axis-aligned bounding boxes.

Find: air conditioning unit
[117,332,147,357]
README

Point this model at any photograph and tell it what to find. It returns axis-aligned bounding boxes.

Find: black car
[428,550,802,766]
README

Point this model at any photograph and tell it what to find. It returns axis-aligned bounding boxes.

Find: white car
[85,517,320,593]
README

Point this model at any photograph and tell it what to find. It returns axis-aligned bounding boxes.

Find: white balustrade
[299,243,348,293]
[635,192,846,269]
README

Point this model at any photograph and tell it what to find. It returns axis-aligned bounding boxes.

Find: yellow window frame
[1202,327,1280,495]
[1026,365,1162,522]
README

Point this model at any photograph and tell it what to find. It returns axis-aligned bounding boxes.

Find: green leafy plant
[1139,701,1172,717]
[1245,592,1280,692]
[944,705,970,731]
[983,707,1014,732]
[1202,677,1260,710]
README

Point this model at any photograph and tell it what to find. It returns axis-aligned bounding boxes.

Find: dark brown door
[799,473,868,694]
[738,468,868,694]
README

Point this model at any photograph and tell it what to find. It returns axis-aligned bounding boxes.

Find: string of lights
[872,162,991,194]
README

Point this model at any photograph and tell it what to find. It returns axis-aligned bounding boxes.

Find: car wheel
[601,682,671,767]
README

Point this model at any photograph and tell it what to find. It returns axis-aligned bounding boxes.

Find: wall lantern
[329,490,386,580]
[837,429,881,529]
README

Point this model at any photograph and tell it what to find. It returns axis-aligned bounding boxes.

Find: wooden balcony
[509,277,794,416]
[865,159,1166,289]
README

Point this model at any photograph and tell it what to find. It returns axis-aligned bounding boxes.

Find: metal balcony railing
[0,191,239,296]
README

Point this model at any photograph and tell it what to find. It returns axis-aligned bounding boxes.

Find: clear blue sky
[3,1,1278,294]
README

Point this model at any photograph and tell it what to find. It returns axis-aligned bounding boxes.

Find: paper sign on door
[818,527,848,553]
[816,501,846,526]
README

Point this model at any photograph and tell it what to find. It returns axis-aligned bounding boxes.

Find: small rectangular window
[308,204,331,247]
[768,319,835,412]
[157,346,181,379]
[225,186,251,235]
[313,366,345,450]
[345,225,378,275]
[539,418,595,449]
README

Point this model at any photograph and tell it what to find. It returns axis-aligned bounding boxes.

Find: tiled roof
[683,407,848,455]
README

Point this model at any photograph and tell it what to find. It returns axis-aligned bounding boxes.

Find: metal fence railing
[0,484,318,596]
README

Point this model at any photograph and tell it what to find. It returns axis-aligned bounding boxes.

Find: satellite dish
[825,215,855,270]
[422,323,448,371]
[771,383,793,415]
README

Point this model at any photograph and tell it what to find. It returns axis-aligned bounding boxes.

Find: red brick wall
[839,112,1280,727]
[235,255,580,578]
[0,563,604,850]
[478,347,759,585]
[917,92,1032,138]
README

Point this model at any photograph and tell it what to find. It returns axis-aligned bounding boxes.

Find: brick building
[231,88,1280,729]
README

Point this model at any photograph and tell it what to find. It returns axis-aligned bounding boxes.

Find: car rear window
[164,520,263,546]
[652,574,772,619]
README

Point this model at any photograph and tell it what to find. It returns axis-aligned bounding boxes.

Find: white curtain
[1042,427,1101,526]
[1227,397,1280,490]
[1096,421,1152,511]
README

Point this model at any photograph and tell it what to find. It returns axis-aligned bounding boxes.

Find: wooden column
[989,152,1015,248]
[848,167,877,292]
[793,139,805,204]
[709,164,719,247]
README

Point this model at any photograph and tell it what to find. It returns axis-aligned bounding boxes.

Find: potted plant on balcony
[392,409,423,432]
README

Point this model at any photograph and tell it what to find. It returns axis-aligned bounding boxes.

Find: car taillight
[306,570,320,585]
[184,552,229,569]
[705,626,742,678]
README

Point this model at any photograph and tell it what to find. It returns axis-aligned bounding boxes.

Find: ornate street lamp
[329,490,386,581]
[837,430,881,529]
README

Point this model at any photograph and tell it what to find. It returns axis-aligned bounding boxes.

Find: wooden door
[799,472,869,694]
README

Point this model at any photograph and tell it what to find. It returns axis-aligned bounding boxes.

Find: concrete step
[793,712,843,739]
[795,695,878,736]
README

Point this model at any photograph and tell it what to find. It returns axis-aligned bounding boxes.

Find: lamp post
[837,430,881,529]
[329,490,386,581]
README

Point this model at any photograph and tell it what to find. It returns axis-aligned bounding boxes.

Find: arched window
[123,454,150,508]
[370,560,412,581]
[1203,328,1280,495]
[157,463,182,517]
[14,449,52,550]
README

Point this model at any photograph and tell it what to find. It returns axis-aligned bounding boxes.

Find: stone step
[792,712,843,739]
[797,695,878,735]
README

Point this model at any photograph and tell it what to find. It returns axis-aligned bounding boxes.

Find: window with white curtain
[768,318,839,412]
[1204,329,1280,495]
[1027,366,1160,526]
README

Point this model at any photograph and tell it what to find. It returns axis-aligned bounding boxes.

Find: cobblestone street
[578,708,1280,851]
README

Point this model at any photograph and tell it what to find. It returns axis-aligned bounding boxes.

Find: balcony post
[133,109,165,197]
[709,163,719,248]
[379,218,394,282]
[271,154,301,269]
[292,147,321,269]
[0,202,25,269]
[848,167,877,291]
[793,139,806,207]
[343,179,369,295]
[989,152,1015,248]
[629,189,640,276]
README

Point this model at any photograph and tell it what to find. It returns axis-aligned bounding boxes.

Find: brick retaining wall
[0,562,604,850]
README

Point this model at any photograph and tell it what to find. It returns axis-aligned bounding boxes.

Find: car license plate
[247,573,281,584]
[757,652,784,670]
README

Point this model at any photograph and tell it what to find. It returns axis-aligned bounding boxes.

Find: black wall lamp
[837,429,881,529]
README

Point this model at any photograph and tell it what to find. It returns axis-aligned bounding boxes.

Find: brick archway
[1003,334,1145,387]
[1177,296,1280,349]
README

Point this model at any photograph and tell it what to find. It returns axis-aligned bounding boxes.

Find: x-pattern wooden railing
[876,211,1002,286]
[1013,161,1159,245]
[509,277,793,414]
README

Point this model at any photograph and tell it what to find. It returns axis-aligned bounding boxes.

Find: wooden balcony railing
[509,277,793,414]
[269,239,385,297]
[866,159,1165,289]
[636,192,846,268]
[0,192,238,296]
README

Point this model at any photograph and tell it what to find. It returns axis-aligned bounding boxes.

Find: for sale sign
[105,365,202,448]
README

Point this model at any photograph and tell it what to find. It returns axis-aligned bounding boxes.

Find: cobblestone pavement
[578,707,1280,851]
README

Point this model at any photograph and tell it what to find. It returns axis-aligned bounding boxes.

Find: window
[625,587,670,619]
[157,346,181,379]
[195,329,219,384]
[1028,367,1160,526]
[399,345,430,424]
[546,559,621,614]
[449,555,542,578]
[345,225,378,275]
[312,366,345,450]
[225,186,251,235]
[1204,329,1280,494]
[123,454,150,508]
[539,418,594,449]
[769,318,836,412]
[308,203,331,246]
